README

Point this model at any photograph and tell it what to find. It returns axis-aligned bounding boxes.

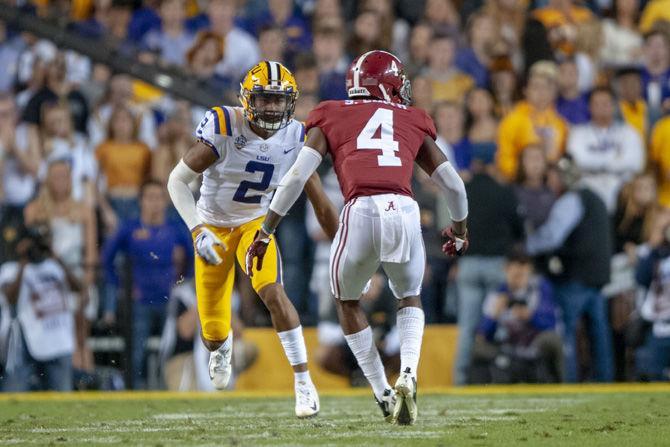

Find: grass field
[1,384,670,446]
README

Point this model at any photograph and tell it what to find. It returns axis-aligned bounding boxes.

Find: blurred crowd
[2,0,670,390]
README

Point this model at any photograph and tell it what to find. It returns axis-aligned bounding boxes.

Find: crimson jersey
[305,99,437,202]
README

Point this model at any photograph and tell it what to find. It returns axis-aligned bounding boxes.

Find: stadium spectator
[197,0,261,82]
[567,86,645,213]
[422,32,475,103]
[641,29,670,123]
[470,250,562,384]
[454,147,525,385]
[422,0,461,32]
[649,111,670,208]
[634,210,670,381]
[614,173,661,255]
[37,102,97,205]
[531,0,593,56]
[361,0,411,63]
[250,0,312,59]
[88,74,157,151]
[639,0,670,34]
[184,31,228,93]
[455,12,497,88]
[465,88,498,146]
[514,144,556,230]
[555,58,590,125]
[405,22,433,79]
[489,55,518,117]
[151,102,194,186]
[102,180,192,388]
[128,0,162,43]
[293,53,320,97]
[434,101,472,174]
[0,21,26,94]
[497,61,568,181]
[253,29,285,71]
[96,104,152,222]
[600,0,643,68]
[0,93,38,214]
[21,52,90,135]
[347,9,388,59]
[0,225,80,391]
[573,19,603,94]
[610,172,661,380]
[481,0,527,62]
[526,157,614,382]
[141,0,195,67]
[312,24,348,100]
[615,66,649,145]
[24,159,97,381]
[411,75,435,112]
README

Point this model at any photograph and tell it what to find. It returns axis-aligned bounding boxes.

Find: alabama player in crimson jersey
[247,51,469,425]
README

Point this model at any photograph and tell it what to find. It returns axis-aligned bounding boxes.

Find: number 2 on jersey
[233,161,274,203]
[356,108,401,167]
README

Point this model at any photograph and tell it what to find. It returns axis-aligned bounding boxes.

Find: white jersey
[194,106,305,227]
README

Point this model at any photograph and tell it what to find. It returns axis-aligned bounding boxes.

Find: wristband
[261,222,275,236]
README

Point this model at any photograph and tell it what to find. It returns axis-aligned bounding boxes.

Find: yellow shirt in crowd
[532,5,593,54]
[430,72,475,104]
[497,101,568,181]
[96,141,152,191]
[649,116,670,207]
[640,0,670,33]
[619,100,648,146]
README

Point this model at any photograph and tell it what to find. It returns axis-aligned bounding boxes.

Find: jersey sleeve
[422,109,437,140]
[305,102,330,133]
[194,108,230,159]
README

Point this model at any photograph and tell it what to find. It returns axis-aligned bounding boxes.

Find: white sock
[278,326,308,367]
[344,326,390,400]
[216,332,233,353]
[397,306,425,377]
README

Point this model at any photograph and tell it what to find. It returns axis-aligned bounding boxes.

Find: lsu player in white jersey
[167,61,338,417]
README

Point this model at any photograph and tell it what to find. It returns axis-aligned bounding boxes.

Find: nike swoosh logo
[311,402,318,411]
[284,147,296,154]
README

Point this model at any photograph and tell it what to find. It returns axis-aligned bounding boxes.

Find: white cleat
[393,367,418,425]
[375,388,397,423]
[295,379,320,418]
[208,333,233,390]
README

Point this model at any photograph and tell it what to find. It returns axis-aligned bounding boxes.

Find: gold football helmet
[239,61,299,131]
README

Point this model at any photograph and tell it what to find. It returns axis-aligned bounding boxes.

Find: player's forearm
[430,161,469,223]
[265,147,323,234]
[305,174,339,240]
[167,159,201,231]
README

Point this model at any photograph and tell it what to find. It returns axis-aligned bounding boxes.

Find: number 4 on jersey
[356,108,401,167]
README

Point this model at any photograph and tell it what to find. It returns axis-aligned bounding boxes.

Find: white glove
[194,227,226,265]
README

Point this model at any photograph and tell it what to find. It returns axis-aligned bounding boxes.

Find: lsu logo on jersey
[235,135,247,150]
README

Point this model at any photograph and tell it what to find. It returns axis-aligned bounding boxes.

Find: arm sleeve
[526,192,585,255]
[430,161,468,221]
[269,147,323,216]
[167,159,202,231]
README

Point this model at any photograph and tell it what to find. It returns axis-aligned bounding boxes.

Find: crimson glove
[245,231,271,277]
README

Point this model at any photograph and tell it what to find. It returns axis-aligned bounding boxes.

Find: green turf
[1,392,669,446]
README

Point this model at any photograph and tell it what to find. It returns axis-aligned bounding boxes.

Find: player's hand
[245,230,271,277]
[192,225,226,265]
[442,227,469,257]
